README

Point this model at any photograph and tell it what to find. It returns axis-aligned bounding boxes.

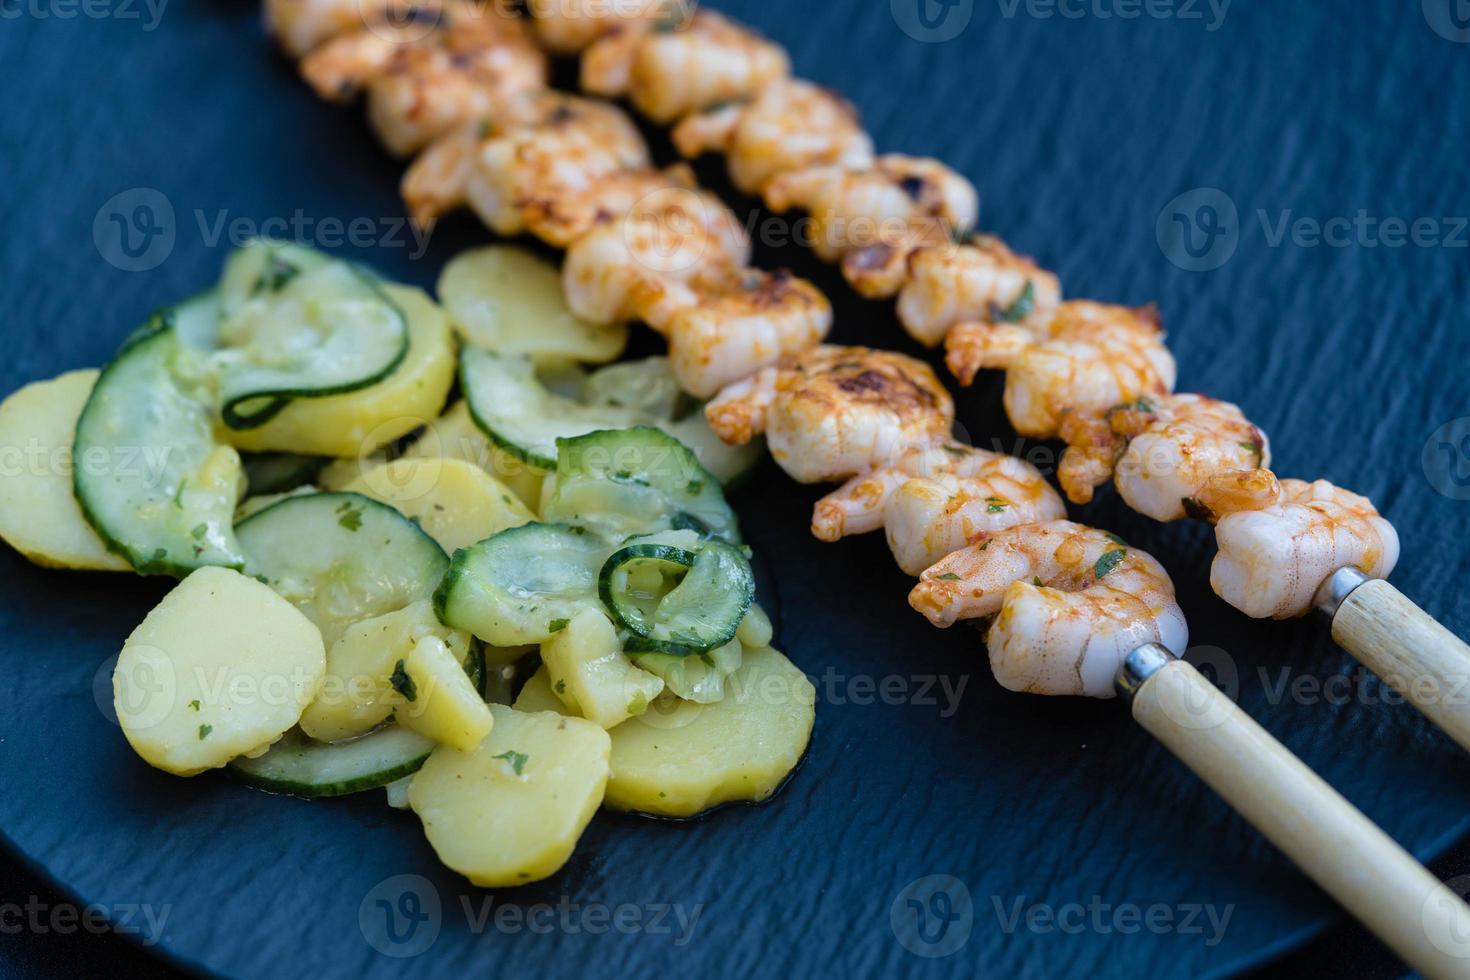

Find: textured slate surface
[1,1,1468,978]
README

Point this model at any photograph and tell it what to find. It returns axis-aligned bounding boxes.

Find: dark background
[1,0,1467,978]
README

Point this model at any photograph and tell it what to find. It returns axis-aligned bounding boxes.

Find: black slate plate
[2,1,1468,977]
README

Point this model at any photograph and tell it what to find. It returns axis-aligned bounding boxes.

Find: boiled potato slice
[439,246,628,365]
[394,635,493,751]
[518,646,814,819]
[339,458,534,554]
[300,599,472,743]
[409,704,610,887]
[228,285,455,458]
[393,402,546,512]
[514,666,572,715]
[0,370,129,571]
[540,609,664,729]
[113,566,325,776]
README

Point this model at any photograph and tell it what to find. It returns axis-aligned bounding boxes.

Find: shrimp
[401,92,651,234]
[641,269,834,399]
[884,235,1062,345]
[1057,393,1270,522]
[706,345,954,483]
[812,443,1067,575]
[582,10,791,124]
[300,6,548,156]
[946,301,1177,438]
[524,0,683,55]
[764,155,979,263]
[265,0,425,59]
[562,179,751,324]
[910,521,1189,698]
[671,79,875,196]
[1197,472,1400,620]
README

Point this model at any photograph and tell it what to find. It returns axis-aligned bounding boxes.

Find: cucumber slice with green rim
[73,323,247,577]
[213,258,409,429]
[434,522,609,646]
[228,725,435,798]
[236,492,449,648]
[599,537,754,656]
[460,348,642,469]
[542,427,741,545]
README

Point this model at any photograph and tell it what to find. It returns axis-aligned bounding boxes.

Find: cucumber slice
[73,324,247,577]
[599,538,754,656]
[438,245,628,365]
[236,492,449,648]
[461,348,643,469]
[434,522,609,646]
[228,725,435,798]
[212,258,409,429]
[542,428,741,545]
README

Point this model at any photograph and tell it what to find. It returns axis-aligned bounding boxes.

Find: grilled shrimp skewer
[705,346,953,483]
[910,521,1188,698]
[300,3,548,156]
[524,0,684,54]
[1058,393,1270,521]
[947,300,1177,438]
[812,443,1066,575]
[581,10,791,123]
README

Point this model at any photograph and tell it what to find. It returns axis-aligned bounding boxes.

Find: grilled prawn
[946,301,1177,438]
[300,6,547,156]
[524,0,683,54]
[562,179,752,325]
[401,93,650,234]
[812,443,1067,575]
[582,10,791,123]
[910,521,1188,698]
[671,79,875,195]
[706,345,954,483]
[1058,393,1270,522]
[764,155,979,263]
[1192,472,1400,620]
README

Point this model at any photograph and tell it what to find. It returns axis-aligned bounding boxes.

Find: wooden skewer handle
[1326,575,1470,753]
[1125,654,1470,980]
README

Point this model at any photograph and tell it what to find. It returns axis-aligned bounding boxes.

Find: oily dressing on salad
[0,240,814,889]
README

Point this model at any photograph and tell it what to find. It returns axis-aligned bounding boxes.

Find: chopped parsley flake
[998,281,1036,323]
[190,523,208,540]
[188,700,200,711]
[493,750,529,776]
[554,679,567,695]
[1104,531,1128,547]
[548,618,570,633]
[336,501,364,532]
[935,572,962,581]
[1094,548,1127,580]
[198,724,212,740]
[986,497,1008,513]
[390,660,418,702]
